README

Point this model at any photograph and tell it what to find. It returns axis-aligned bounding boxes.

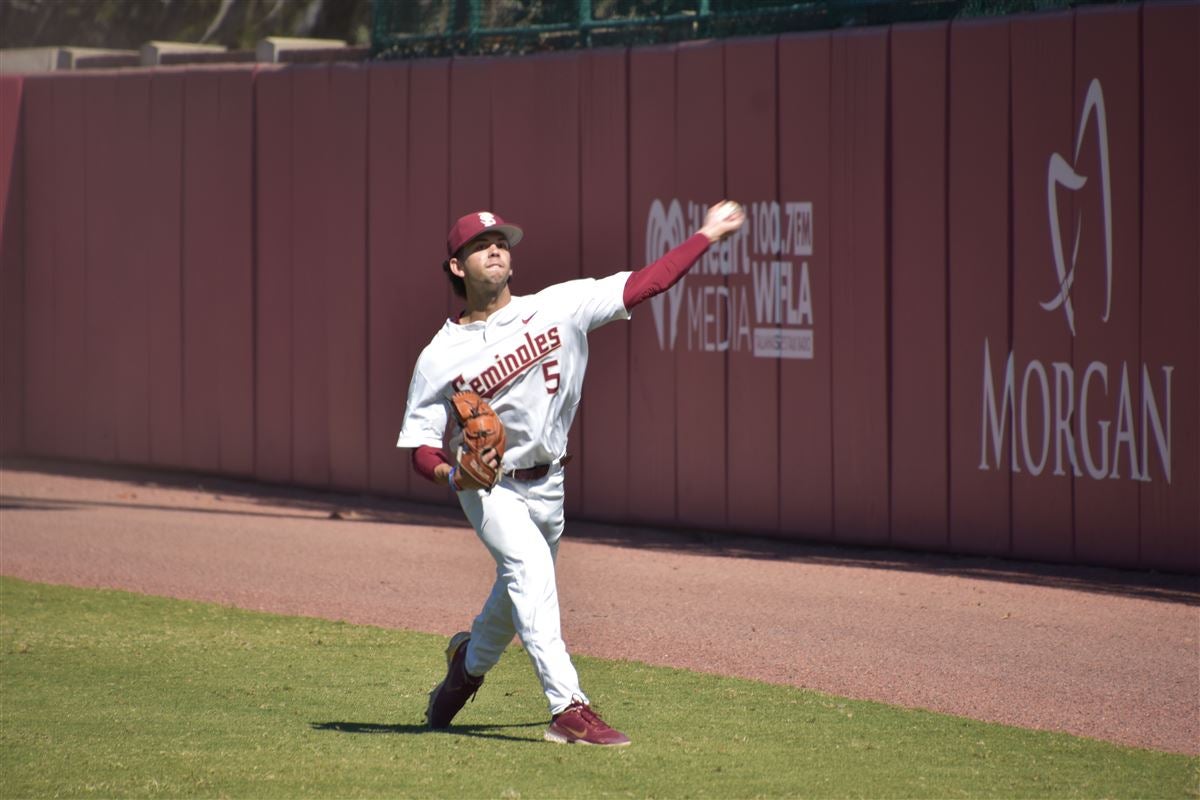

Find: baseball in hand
[701,200,746,243]
[713,200,742,221]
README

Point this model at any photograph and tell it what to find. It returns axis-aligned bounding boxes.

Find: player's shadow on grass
[311,720,543,743]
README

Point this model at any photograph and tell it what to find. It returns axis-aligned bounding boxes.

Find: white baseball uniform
[397,271,632,714]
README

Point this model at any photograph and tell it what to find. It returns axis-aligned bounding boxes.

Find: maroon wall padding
[84,72,153,466]
[212,69,256,477]
[489,53,586,513]
[490,54,582,295]
[51,76,89,460]
[448,58,493,214]
[110,74,153,464]
[180,70,224,473]
[829,30,890,545]
[20,77,55,457]
[777,32,834,541]
[8,10,1194,573]
[254,66,295,484]
[1140,2,1199,571]
[724,37,781,534]
[403,60,454,506]
[181,69,255,476]
[0,76,24,456]
[947,21,1012,557]
[674,40,728,530]
[366,61,411,497]
[579,49,631,521]
[1009,13,1075,563]
[215,68,256,476]
[626,47,678,524]
[889,22,949,550]
[83,75,121,463]
[1071,6,1142,567]
[146,71,185,468]
[325,64,370,491]
[289,65,334,487]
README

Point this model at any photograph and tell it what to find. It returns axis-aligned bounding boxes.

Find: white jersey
[397,271,632,470]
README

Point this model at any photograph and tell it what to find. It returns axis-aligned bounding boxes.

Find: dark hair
[443,255,467,298]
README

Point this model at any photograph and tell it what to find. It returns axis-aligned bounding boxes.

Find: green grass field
[1,576,1195,799]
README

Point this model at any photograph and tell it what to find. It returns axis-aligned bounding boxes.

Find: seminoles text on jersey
[452,326,563,398]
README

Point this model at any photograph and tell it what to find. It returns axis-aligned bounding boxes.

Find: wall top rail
[0,36,369,75]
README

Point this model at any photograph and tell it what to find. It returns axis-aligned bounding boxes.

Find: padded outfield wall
[0,3,1196,572]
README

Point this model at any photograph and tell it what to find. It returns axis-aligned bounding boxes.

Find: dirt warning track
[1,459,1196,755]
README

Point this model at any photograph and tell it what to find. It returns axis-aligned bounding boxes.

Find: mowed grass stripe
[0,577,1193,799]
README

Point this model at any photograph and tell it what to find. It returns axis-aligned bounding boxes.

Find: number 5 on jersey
[542,360,560,395]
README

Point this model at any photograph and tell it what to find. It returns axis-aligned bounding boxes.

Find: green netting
[371,0,1132,59]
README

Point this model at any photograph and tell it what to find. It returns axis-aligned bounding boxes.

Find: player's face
[455,232,512,294]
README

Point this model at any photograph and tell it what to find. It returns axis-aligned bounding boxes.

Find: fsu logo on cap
[446,211,525,256]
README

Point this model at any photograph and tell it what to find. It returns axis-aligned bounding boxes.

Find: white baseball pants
[455,464,588,716]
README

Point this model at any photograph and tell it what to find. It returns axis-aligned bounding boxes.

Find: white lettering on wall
[647,198,817,359]
[978,338,1173,484]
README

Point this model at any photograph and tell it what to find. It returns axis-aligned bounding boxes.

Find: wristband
[447,465,459,492]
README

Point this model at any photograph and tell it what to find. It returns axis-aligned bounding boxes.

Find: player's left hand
[453,447,501,490]
[450,391,507,491]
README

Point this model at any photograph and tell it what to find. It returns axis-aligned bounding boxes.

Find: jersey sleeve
[549,271,633,333]
[396,364,448,449]
[622,232,711,310]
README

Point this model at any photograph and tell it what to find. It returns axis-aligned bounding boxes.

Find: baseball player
[397,201,746,746]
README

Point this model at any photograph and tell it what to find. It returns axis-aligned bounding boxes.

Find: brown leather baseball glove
[450,391,506,490]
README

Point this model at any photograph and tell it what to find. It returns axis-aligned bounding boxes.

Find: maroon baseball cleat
[544,700,631,746]
[425,632,484,728]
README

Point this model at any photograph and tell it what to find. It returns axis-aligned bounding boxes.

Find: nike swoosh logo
[522,312,537,324]
[561,723,588,738]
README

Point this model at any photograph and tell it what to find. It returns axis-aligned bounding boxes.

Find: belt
[506,454,572,482]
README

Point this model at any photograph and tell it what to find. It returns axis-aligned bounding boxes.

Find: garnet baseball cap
[446,211,524,257]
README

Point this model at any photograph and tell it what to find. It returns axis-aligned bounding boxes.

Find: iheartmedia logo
[645,198,816,359]
[979,79,1175,484]
[646,199,688,351]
